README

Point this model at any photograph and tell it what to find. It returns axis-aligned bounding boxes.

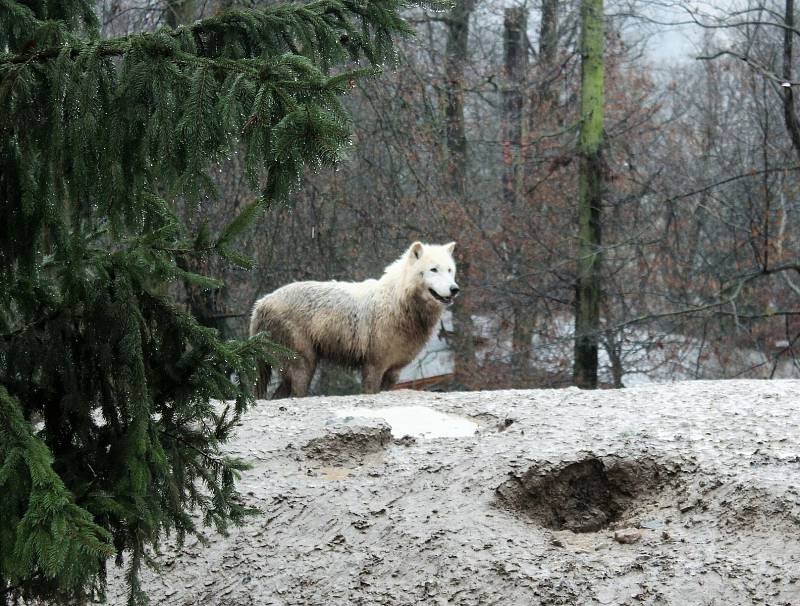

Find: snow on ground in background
[474,313,800,385]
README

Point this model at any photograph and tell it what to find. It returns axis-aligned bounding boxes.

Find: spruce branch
[1,0,444,69]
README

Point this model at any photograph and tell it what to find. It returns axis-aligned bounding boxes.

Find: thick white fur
[249,241,458,398]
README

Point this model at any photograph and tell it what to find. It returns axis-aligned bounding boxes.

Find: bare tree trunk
[165,0,196,28]
[539,0,559,67]
[178,257,229,334]
[502,7,527,211]
[511,308,534,381]
[603,331,624,388]
[573,0,604,389]
[536,0,560,127]
[782,0,800,161]
[502,7,534,383]
[166,0,231,337]
[445,0,478,389]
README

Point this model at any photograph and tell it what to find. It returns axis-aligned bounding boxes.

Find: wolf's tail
[254,359,272,399]
[249,300,272,399]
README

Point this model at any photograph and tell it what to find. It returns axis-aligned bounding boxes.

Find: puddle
[319,467,351,480]
[333,406,478,439]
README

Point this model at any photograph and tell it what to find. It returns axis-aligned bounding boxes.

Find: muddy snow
[106,380,800,605]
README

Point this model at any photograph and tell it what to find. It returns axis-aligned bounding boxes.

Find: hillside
[107,381,800,605]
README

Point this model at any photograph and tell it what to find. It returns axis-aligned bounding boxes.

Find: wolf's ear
[444,241,456,254]
[410,241,424,260]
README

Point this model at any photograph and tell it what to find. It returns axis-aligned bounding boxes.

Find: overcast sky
[619,0,736,64]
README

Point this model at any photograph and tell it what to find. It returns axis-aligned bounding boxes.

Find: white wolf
[249,241,459,398]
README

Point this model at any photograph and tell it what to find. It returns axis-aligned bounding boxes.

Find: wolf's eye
[430,267,438,273]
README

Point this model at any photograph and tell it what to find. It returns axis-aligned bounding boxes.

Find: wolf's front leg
[361,365,383,394]
[380,368,400,391]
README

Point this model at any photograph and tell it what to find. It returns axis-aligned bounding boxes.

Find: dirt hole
[496,455,669,533]
[302,423,392,464]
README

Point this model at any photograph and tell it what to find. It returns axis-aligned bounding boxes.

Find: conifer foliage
[0,0,439,602]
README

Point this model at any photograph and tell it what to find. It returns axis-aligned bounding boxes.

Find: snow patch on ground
[333,405,478,438]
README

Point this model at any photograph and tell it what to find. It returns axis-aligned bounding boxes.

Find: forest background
[105,0,800,390]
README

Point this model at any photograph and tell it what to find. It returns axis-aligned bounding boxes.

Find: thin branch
[613,263,800,331]
[696,49,800,86]
[662,165,800,204]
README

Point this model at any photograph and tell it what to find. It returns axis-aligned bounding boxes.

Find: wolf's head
[407,241,459,306]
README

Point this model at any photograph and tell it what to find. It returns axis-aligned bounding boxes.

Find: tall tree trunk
[573,0,604,389]
[687,47,716,276]
[782,0,800,161]
[502,7,527,211]
[539,0,559,67]
[178,256,228,334]
[165,0,196,27]
[536,0,559,125]
[603,331,624,388]
[166,0,230,337]
[502,7,533,383]
[445,0,478,388]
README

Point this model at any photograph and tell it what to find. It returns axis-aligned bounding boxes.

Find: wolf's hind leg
[272,377,292,399]
[253,360,272,399]
[286,354,317,398]
[380,368,400,391]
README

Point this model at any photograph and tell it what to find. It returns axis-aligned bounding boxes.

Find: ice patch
[334,406,478,439]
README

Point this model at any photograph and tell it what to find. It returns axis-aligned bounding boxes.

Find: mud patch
[103,381,800,606]
[302,423,392,464]
[496,455,670,533]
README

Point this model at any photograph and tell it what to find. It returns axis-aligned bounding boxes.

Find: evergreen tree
[0,0,440,602]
